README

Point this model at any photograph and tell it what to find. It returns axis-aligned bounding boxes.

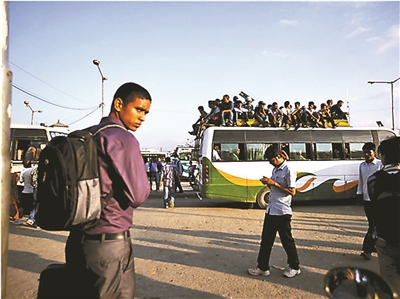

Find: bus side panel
[200,158,256,202]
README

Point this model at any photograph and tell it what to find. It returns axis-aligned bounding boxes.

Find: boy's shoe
[247,267,270,277]
[169,200,175,208]
[26,219,34,226]
[283,267,301,278]
[360,252,372,260]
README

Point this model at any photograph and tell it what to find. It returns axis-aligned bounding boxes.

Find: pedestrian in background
[26,166,38,228]
[248,145,300,278]
[65,82,152,298]
[357,142,381,260]
[367,136,400,296]
[173,154,184,193]
[13,159,34,225]
[161,156,179,209]
[149,156,162,192]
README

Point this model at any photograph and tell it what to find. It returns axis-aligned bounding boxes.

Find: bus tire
[256,187,270,209]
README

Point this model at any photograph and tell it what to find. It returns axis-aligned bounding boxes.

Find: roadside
[6,183,379,298]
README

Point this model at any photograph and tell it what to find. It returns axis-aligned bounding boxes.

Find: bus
[141,148,169,163]
[10,123,70,173]
[197,126,398,208]
[172,146,197,178]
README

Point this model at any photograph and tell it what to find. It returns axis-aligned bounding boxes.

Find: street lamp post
[23,101,42,125]
[368,77,400,130]
[93,59,108,117]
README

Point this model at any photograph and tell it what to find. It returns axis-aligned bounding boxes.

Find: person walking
[367,136,400,296]
[161,157,179,208]
[248,145,300,278]
[173,155,184,193]
[26,166,38,228]
[65,82,152,298]
[357,142,382,260]
[149,157,162,192]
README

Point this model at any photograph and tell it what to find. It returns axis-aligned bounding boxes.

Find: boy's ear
[113,98,123,111]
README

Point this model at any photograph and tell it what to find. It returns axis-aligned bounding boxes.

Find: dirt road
[6,183,379,298]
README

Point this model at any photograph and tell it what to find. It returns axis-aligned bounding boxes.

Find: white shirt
[357,158,382,201]
[212,149,221,161]
[19,167,33,194]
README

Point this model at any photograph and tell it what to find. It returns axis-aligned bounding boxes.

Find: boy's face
[363,149,376,163]
[117,97,151,131]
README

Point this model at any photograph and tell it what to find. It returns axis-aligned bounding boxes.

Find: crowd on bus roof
[189,93,350,137]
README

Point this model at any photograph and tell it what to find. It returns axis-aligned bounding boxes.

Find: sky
[8,1,400,151]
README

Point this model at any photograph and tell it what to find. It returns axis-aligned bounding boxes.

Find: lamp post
[368,77,400,130]
[23,101,42,125]
[92,59,108,117]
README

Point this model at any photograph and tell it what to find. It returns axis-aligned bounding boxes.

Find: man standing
[161,157,179,209]
[367,137,400,296]
[357,142,381,260]
[65,82,152,298]
[173,155,184,193]
[248,145,300,278]
[149,157,162,192]
[13,159,34,225]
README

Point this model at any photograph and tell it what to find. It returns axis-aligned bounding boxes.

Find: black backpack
[36,124,125,231]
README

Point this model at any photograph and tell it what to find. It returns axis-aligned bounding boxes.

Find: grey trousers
[66,231,135,299]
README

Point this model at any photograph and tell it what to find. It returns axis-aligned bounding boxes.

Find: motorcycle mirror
[324,267,394,299]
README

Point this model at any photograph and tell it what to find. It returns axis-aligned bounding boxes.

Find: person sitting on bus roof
[188,105,208,136]
[291,101,305,130]
[253,101,269,127]
[280,101,293,130]
[268,102,283,128]
[244,99,255,119]
[201,99,221,127]
[304,101,322,128]
[234,100,250,127]
[219,94,234,127]
[330,100,349,120]
[319,103,337,128]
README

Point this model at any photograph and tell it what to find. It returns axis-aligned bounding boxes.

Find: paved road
[5,183,380,298]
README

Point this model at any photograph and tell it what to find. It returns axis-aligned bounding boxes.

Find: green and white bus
[197,126,397,208]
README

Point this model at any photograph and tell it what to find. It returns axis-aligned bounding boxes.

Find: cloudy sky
[8,1,400,151]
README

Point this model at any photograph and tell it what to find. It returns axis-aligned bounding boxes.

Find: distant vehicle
[141,148,169,163]
[10,123,70,173]
[172,145,198,178]
[196,126,397,208]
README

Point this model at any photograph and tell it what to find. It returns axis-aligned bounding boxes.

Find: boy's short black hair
[112,82,152,111]
[362,142,376,152]
[264,145,281,160]
[165,157,171,163]
[378,137,400,164]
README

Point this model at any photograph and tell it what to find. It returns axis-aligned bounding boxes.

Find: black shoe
[294,125,300,131]
[360,252,372,260]
[188,131,196,135]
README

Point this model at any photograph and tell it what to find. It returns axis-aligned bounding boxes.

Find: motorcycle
[324,267,396,299]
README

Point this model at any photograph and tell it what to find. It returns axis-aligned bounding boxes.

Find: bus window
[289,143,308,161]
[221,143,242,161]
[316,143,332,160]
[332,143,343,159]
[246,143,271,161]
[348,143,364,160]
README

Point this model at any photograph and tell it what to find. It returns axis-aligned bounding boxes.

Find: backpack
[36,124,125,231]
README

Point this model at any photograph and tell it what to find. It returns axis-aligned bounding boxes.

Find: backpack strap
[93,124,127,136]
